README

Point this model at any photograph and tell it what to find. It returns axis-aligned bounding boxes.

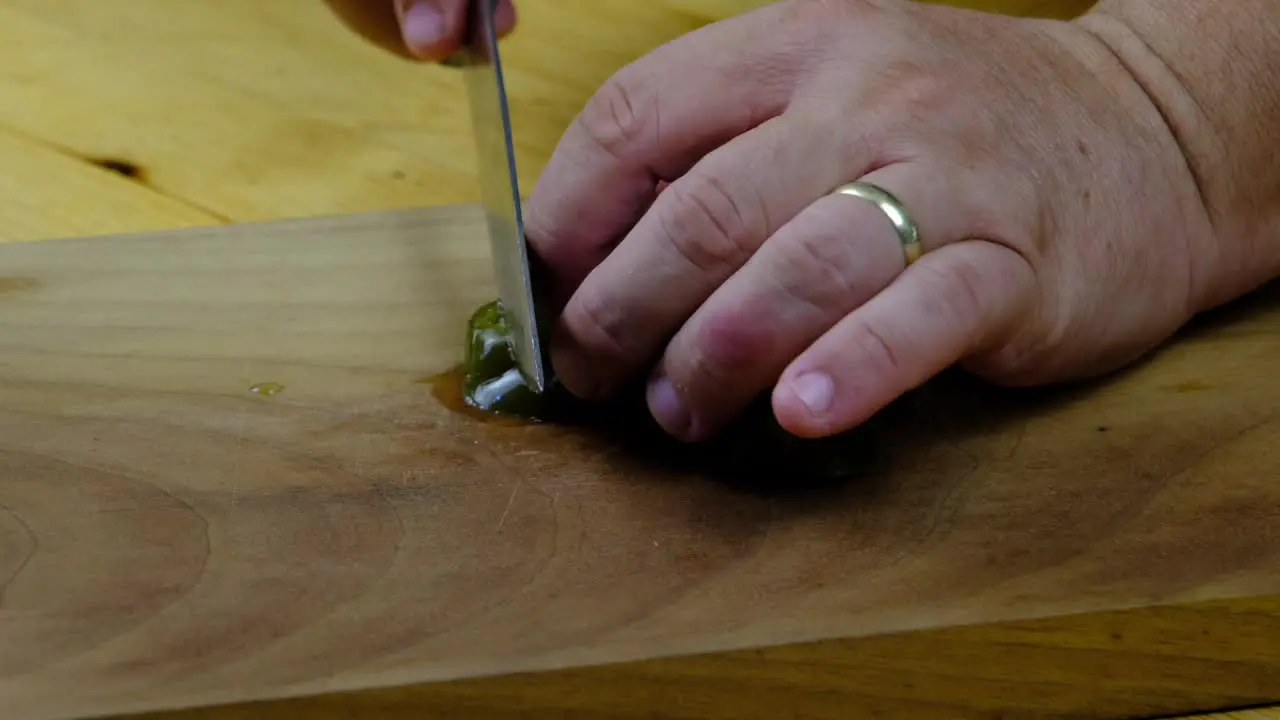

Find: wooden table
[1,1,1276,718]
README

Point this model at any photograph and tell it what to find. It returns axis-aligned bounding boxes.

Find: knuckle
[892,71,955,123]
[852,317,906,380]
[855,58,950,126]
[892,69,942,109]
[916,256,986,324]
[775,224,861,312]
[659,174,758,276]
[563,290,636,364]
[778,0,872,33]
[678,310,777,388]
[576,71,652,160]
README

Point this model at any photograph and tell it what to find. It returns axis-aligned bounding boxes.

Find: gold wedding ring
[832,181,923,266]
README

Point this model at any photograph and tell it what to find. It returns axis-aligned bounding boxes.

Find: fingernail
[790,371,834,415]
[401,2,446,51]
[647,375,692,439]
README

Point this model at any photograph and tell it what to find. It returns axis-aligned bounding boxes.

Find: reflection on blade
[456,0,546,392]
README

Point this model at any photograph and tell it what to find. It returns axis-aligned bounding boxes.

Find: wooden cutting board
[1,205,1278,720]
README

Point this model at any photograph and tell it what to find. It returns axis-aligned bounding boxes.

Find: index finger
[523,3,811,293]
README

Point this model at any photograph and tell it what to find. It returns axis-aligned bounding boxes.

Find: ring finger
[552,112,880,400]
[646,160,989,442]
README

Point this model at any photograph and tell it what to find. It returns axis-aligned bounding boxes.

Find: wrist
[1076,0,1280,311]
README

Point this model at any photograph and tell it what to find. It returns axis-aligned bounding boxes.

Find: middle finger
[552,111,880,400]
[649,159,989,441]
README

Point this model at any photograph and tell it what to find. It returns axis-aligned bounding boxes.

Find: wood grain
[3,0,1278,718]
[115,597,1280,717]
[0,0,1095,244]
[0,0,709,241]
[120,599,1280,720]
[0,205,1277,719]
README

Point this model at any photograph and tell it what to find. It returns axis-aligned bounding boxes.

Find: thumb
[322,0,517,62]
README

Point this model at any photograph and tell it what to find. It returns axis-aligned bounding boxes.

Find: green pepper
[461,299,548,419]
[460,298,874,486]
[463,300,516,384]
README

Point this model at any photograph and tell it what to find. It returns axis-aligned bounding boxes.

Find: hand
[524,0,1219,442]
[323,0,516,62]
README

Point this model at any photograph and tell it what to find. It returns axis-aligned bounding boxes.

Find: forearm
[1077,0,1280,310]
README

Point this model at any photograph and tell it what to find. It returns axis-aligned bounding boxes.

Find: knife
[456,0,548,393]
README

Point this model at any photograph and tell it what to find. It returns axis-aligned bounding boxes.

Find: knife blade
[456,0,548,393]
